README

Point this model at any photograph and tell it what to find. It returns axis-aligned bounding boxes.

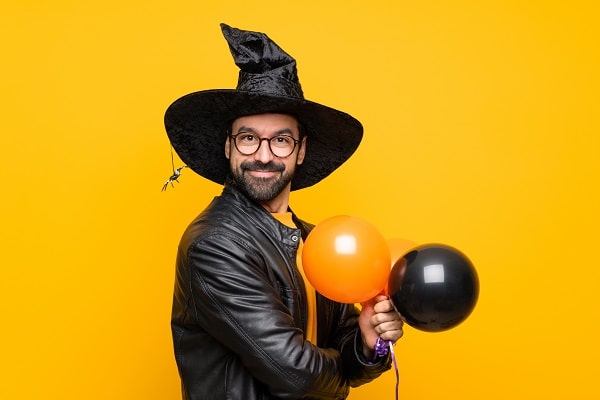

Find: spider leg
[161,165,188,192]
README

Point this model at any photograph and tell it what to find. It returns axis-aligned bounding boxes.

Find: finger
[373,298,395,313]
[361,293,388,309]
[371,310,403,326]
[375,319,405,337]
[380,327,404,342]
[373,293,388,302]
[374,317,404,331]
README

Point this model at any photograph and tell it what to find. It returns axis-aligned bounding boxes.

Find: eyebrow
[236,126,295,136]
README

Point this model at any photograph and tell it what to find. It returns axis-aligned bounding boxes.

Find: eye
[238,133,257,143]
[272,136,293,145]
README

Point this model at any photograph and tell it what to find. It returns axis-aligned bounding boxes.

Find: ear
[296,136,307,165]
[225,136,231,159]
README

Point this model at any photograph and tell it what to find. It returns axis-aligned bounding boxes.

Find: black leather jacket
[171,182,391,399]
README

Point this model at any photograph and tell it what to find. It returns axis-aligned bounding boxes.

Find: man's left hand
[358,294,404,360]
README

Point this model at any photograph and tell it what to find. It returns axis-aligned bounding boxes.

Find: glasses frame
[230,132,302,158]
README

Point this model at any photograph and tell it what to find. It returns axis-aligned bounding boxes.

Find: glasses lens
[234,134,258,155]
[234,134,297,157]
[270,136,295,157]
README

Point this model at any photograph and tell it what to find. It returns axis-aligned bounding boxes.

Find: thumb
[360,297,376,311]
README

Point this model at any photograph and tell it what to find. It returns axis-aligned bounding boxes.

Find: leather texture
[171,182,390,399]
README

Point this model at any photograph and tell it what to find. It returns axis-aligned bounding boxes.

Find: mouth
[241,161,284,179]
[247,169,279,179]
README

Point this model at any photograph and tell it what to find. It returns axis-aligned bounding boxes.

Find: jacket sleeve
[318,297,392,387]
[183,230,354,399]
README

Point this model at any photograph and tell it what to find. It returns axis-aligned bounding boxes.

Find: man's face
[225,113,306,204]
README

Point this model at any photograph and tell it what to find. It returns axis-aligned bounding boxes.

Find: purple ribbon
[373,337,400,400]
[373,337,390,358]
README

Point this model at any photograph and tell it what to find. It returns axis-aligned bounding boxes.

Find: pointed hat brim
[164,89,363,190]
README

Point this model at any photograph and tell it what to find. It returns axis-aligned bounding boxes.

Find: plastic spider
[162,165,188,191]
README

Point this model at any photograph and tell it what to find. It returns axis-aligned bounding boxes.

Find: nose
[253,138,274,163]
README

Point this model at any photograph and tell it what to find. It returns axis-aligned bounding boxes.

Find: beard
[231,160,295,202]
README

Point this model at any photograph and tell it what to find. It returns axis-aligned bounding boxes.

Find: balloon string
[390,340,399,400]
[373,337,400,400]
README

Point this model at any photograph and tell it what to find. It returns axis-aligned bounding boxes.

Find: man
[165,24,404,400]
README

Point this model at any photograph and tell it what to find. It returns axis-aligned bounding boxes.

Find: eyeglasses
[231,132,301,158]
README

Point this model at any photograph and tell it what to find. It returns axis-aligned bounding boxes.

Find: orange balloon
[302,215,391,304]
[383,238,417,295]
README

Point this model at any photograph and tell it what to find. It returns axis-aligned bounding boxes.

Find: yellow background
[1,1,598,399]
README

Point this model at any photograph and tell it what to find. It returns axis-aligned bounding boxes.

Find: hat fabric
[165,23,363,190]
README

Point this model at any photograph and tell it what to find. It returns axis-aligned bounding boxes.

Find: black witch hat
[164,23,363,190]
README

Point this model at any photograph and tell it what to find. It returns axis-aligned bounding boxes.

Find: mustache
[241,161,285,173]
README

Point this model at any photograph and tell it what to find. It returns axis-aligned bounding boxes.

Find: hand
[359,294,404,360]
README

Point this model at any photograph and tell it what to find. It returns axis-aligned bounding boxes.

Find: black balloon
[388,244,479,332]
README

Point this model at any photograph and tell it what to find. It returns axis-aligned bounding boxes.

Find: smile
[247,170,280,178]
